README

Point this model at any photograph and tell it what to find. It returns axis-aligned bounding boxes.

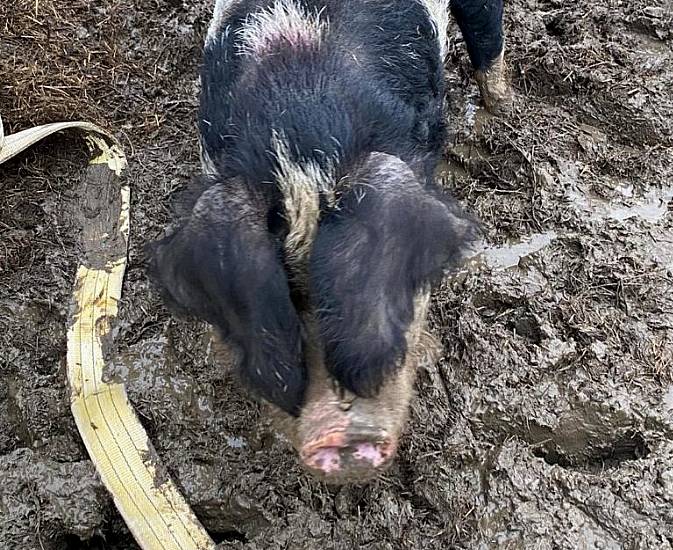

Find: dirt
[1,0,673,548]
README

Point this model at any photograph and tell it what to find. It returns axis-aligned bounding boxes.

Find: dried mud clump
[2,1,673,549]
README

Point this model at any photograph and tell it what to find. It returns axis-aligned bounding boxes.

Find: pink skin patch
[300,429,348,460]
[297,383,400,477]
[302,436,399,476]
[353,442,386,468]
[237,0,326,58]
[308,447,341,474]
[300,429,347,474]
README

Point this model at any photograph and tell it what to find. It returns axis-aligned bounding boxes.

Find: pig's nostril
[352,441,387,468]
[309,447,342,474]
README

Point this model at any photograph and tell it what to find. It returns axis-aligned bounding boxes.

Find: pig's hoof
[300,430,397,483]
[475,49,510,114]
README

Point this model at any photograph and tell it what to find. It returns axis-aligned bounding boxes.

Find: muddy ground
[1,0,673,548]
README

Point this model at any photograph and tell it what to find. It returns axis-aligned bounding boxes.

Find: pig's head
[147,152,477,483]
[272,295,442,483]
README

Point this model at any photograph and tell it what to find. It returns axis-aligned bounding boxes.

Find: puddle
[547,157,671,224]
[463,231,558,272]
[464,101,478,128]
[607,186,672,222]
[226,436,247,449]
[565,183,673,223]
[463,100,493,136]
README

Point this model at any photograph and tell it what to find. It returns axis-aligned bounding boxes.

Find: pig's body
[148,0,505,481]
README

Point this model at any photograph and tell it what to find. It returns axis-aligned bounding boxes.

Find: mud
[1,0,673,548]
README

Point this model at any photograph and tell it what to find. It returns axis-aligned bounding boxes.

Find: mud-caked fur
[147,0,502,415]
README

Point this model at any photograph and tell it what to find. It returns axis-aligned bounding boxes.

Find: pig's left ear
[309,153,479,398]
[146,177,306,416]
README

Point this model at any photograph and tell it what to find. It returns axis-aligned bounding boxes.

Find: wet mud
[1,1,673,548]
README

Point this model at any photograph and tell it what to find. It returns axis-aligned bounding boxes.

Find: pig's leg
[146,177,306,416]
[450,0,507,111]
[299,152,478,480]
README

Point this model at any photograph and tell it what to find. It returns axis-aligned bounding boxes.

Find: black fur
[149,0,495,413]
[199,0,446,185]
[309,154,478,397]
[451,0,504,71]
[146,178,306,416]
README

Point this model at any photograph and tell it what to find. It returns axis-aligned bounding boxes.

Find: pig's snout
[299,414,398,481]
[302,437,397,479]
[293,358,412,484]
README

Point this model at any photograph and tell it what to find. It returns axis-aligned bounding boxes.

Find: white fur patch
[206,0,239,46]
[271,132,331,275]
[237,0,327,58]
[419,0,450,58]
[199,141,218,175]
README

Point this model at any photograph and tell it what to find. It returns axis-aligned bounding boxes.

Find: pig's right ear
[309,153,479,399]
[146,178,306,416]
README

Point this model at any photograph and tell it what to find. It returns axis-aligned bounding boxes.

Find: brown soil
[1,1,673,548]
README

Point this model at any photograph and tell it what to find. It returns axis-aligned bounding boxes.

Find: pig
[147,0,506,482]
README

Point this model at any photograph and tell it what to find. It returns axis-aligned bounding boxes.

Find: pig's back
[199,0,446,185]
[325,0,445,107]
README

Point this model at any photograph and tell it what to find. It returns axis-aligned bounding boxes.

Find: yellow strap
[0,114,216,550]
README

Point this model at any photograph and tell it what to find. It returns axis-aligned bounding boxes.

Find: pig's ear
[309,153,478,397]
[146,178,306,416]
